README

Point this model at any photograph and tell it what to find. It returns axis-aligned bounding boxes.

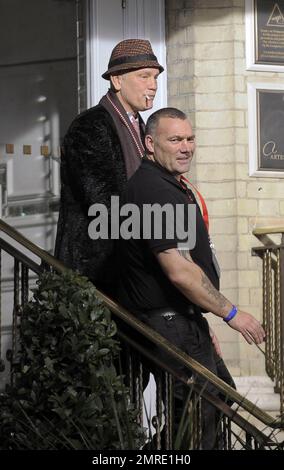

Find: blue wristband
[223,305,238,323]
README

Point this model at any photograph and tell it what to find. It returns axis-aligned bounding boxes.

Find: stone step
[232,376,283,446]
[233,375,280,412]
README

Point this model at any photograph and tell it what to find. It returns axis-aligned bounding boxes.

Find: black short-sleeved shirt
[117,159,219,313]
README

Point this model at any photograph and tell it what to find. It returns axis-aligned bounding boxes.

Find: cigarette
[145,95,151,106]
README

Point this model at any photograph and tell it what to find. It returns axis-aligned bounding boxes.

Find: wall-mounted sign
[248,82,284,177]
[246,0,284,71]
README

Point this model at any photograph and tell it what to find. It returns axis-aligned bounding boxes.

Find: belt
[161,311,177,321]
[144,305,197,321]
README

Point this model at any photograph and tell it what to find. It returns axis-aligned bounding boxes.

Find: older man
[55,39,163,294]
[118,107,265,449]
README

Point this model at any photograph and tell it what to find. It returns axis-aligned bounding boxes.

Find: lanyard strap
[180,175,209,232]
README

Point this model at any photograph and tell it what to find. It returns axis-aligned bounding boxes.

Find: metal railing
[0,218,283,449]
[252,226,284,419]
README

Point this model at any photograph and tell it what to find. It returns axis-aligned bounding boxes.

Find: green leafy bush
[0,270,145,449]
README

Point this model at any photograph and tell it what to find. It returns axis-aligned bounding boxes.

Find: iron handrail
[0,218,282,429]
[252,244,284,255]
[0,219,65,273]
[253,226,284,248]
[252,225,284,420]
[0,238,43,275]
[253,227,284,236]
[118,329,280,447]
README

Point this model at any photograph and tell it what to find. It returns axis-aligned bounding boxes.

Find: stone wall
[165,0,284,376]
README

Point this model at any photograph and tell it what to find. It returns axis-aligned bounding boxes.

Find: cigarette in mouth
[145,95,151,105]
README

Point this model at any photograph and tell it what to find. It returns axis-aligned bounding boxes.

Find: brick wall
[165,0,284,376]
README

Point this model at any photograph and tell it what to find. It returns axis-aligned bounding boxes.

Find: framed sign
[248,82,284,177]
[246,0,284,71]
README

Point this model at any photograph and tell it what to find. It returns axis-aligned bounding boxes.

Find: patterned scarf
[100,90,145,179]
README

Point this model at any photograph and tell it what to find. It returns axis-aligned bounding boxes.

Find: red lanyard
[180,175,209,232]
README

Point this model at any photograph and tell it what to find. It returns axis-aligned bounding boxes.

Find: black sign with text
[258,89,284,171]
[255,0,284,64]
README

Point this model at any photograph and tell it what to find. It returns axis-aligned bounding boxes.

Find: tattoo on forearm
[201,274,227,309]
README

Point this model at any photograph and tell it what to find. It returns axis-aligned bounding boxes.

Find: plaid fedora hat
[102,38,164,80]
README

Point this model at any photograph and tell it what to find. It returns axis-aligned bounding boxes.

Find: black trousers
[139,309,235,450]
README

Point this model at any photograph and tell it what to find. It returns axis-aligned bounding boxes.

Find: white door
[86,0,167,119]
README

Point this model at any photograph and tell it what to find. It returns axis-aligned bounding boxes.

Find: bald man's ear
[145,135,155,154]
[110,74,123,92]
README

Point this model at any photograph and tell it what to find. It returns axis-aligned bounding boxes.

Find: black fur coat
[54,105,127,292]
